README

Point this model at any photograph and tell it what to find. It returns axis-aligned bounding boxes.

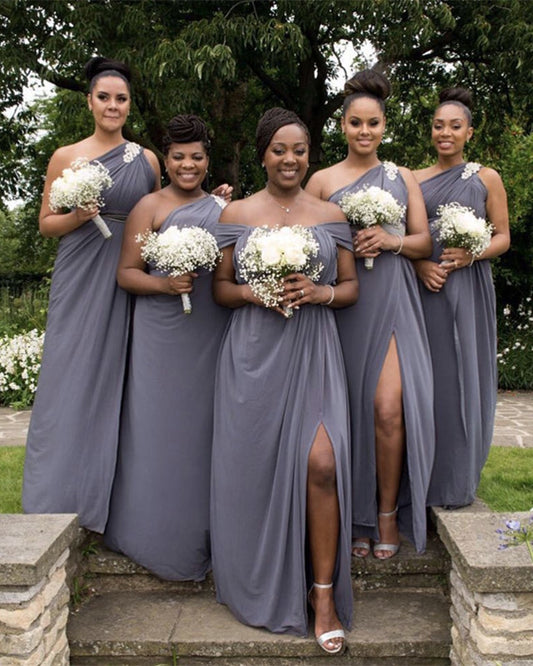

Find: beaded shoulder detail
[461,162,482,179]
[211,194,228,209]
[383,161,399,181]
[123,142,142,164]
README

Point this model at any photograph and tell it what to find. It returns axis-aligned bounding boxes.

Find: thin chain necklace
[267,190,297,214]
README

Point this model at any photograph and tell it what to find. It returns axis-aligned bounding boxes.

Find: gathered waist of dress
[101,212,128,224]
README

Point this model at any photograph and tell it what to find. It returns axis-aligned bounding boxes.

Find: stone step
[68,588,451,665]
[80,528,450,596]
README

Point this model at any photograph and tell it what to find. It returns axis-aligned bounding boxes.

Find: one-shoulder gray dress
[211,222,353,637]
[330,163,434,553]
[418,162,497,507]
[104,195,230,580]
[23,142,156,532]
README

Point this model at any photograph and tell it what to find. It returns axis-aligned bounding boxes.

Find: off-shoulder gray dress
[330,163,434,553]
[418,162,497,507]
[104,195,230,580]
[23,142,156,532]
[211,222,353,637]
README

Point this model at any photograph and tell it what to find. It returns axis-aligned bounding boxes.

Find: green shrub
[497,298,533,390]
[0,329,44,408]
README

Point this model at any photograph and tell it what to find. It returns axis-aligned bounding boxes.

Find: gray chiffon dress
[104,196,230,580]
[418,162,497,507]
[211,222,353,637]
[23,142,156,532]
[330,163,434,553]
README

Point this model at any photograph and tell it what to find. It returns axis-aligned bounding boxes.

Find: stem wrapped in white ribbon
[92,214,112,239]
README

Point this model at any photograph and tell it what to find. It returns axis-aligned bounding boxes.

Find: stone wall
[0,514,78,666]
[435,509,533,666]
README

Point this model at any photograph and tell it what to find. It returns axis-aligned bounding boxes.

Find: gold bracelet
[322,285,335,305]
[392,235,403,255]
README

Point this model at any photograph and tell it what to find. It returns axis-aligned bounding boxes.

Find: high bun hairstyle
[255,107,310,164]
[436,87,473,126]
[162,114,211,155]
[342,69,391,116]
[84,56,131,92]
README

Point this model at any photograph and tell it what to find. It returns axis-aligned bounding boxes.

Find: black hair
[162,114,211,155]
[342,69,391,115]
[255,107,310,163]
[84,56,131,92]
[436,87,473,126]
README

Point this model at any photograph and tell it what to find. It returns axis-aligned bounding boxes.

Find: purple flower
[505,519,521,531]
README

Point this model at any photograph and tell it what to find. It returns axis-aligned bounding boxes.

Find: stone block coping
[0,514,78,586]
[435,509,533,593]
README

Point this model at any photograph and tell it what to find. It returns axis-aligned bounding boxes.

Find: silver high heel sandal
[373,506,400,559]
[308,582,346,655]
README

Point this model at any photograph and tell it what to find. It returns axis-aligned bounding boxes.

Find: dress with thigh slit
[330,162,434,553]
[210,221,353,636]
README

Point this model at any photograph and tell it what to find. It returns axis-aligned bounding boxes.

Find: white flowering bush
[137,225,221,314]
[435,202,493,257]
[238,225,323,312]
[339,186,405,269]
[498,297,533,390]
[0,329,44,408]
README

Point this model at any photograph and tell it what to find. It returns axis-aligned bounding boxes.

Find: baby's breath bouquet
[49,157,113,238]
[339,186,406,270]
[435,202,493,261]
[137,226,221,314]
[238,225,323,318]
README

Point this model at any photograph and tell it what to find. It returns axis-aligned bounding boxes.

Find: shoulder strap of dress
[461,162,482,179]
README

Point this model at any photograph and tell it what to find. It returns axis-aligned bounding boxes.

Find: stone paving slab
[2,391,533,448]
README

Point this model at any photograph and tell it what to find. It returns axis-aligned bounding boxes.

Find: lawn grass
[1,444,532,515]
[0,446,25,513]
[478,446,533,512]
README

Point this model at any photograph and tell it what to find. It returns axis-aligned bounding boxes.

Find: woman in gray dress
[414,88,510,508]
[307,70,434,559]
[104,115,230,580]
[23,57,160,532]
[211,108,358,653]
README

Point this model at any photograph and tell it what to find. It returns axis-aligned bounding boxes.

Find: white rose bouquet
[137,226,222,314]
[49,158,113,238]
[435,202,493,260]
[339,186,406,270]
[238,225,323,317]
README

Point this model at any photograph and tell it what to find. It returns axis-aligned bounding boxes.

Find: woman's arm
[212,245,263,309]
[117,196,195,296]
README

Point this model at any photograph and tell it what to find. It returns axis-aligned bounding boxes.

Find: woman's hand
[211,183,233,203]
[280,273,332,311]
[354,226,401,258]
[166,272,197,296]
[439,247,474,272]
[414,259,448,293]
[74,204,100,225]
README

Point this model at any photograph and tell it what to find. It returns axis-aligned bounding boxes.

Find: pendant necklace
[268,192,295,214]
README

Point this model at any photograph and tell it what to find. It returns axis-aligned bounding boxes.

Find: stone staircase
[67,525,452,665]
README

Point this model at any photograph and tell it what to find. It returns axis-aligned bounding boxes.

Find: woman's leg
[307,424,344,650]
[373,335,404,559]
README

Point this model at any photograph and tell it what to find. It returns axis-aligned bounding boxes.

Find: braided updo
[342,69,391,115]
[84,56,131,92]
[436,87,473,126]
[255,107,310,164]
[162,115,211,154]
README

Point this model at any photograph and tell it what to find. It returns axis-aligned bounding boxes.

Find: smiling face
[263,124,309,188]
[164,141,209,193]
[341,95,385,157]
[87,75,131,133]
[432,103,473,159]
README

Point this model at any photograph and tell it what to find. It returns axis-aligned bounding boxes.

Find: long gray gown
[211,222,353,637]
[330,163,434,553]
[418,162,497,507]
[23,142,156,532]
[104,196,230,580]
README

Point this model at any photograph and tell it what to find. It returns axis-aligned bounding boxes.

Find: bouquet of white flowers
[238,225,323,317]
[339,186,406,270]
[49,157,113,238]
[435,202,493,260]
[137,225,222,314]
